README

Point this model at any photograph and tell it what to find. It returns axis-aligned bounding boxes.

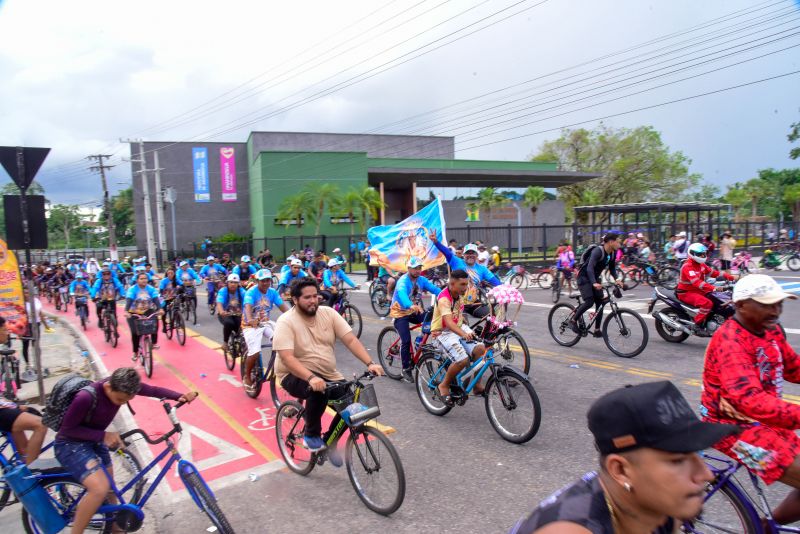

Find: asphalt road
[147,272,800,534]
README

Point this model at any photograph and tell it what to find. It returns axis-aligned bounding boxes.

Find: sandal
[244,381,255,393]
[436,388,455,407]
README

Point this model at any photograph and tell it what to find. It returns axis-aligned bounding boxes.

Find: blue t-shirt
[232,264,258,278]
[125,285,161,314]
[159,277,180,301]
[217,286,246,314]
[243,286,283,324]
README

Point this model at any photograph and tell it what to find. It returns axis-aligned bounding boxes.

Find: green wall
[367,157,558,172]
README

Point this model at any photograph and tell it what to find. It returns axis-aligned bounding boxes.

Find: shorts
[714,424,800,485]
[435,330,480,363]
[243,321,275,356]
[0,407,23,432]
[54,440,112,483]
[379,274,393,284]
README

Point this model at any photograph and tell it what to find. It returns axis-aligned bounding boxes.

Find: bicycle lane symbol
[248,407,276,431]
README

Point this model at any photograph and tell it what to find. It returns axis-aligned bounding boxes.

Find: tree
[789,119,800,160]
[110,188,135,246]
[686,183,721,203]
[276,191,313,234]
[784,184,800,222]
[742,178,771,218]
[47,204,83,248]
[474,187,508,222]
[531,124,701,221]
[332,189,361,237]
[724,186,749,218]
[356,186,384,234]
[302,183,341,235]
[522,186,547,225]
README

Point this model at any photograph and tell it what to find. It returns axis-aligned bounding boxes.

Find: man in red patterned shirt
[702,274,800,528]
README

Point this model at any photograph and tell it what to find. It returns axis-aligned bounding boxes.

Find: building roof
[574,201,730,214]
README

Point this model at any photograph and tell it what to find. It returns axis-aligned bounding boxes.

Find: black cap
[588,381,739,455]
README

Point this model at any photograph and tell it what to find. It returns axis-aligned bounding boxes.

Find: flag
[0,239,28,336]
[367,199,447,272]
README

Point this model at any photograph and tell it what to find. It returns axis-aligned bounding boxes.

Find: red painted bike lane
[44,301,287,492]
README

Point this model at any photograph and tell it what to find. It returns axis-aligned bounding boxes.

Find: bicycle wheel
[788,254,800,271]
[21,476,113,534]
[683,480,759,533]
[113,447,146,504]
[267,352,291,409]
[370,288,390,317]
[345,426,406,516]
[190,299,197,325]
[547,303,580,347]
[80,308,87,331]
[623,268,640,290]
[377,326,403,380]
[602,308,649,358]
[224,339,236,371]
[141,336,154,377]
[180,468,235,534]
[509,273,526,290]
[536,271,553,289]
[657,267,680,290]
[550,278,561,303]
[342,304,362,339]
[63,294,69,313]
[484,368,542,444]
[275,400,316,475]
[242,355,263,399]
[102,313,110,342]
[414,353,452,416]
[493,330,531,375]
[175,312,186,346]
[109,315,119,348]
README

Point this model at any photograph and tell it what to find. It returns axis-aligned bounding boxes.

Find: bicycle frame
[426,348,497,395]
[0,433,64,482]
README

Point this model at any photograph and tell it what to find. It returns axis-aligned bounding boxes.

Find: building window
[330,216,358,224]
[274,217,305,226]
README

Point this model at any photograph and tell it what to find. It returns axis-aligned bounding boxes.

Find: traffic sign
[0,146,50,190]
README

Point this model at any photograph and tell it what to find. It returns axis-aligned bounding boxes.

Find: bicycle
[415,344,541,443]
[369,278,391,317]
[239,338,287,408]
[547,283,649,358]
[181,284,198,325]
[163,298,187,346]
[97,298,120,348]
[222,314,245,371]
[712,250,757,275]
[55,285,69,312]
[131,313,158,378]
[275,371,405,515]
[682,451,800,533]
[16,399,234,533]
[206,279,223,315]
[73,295,89,331]
[551,267,576,303]
[376,309,434,380]
[331,287,362,339]
[0,344,22,401]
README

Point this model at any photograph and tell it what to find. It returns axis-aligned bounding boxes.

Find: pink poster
[220,147,237,201]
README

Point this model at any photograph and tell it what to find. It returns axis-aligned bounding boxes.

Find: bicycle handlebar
[120,399,187,445]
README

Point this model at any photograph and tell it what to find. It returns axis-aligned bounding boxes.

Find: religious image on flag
[368,198,447,272]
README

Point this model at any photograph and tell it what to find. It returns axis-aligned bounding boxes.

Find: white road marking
[176,422,253,475]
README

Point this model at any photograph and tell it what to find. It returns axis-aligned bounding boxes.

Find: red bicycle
[377,309,433,380]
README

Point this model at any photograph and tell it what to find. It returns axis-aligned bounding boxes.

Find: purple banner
[220,147,237,201]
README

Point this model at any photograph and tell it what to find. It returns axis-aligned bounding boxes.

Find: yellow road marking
[152,351,278,462]
[628,367,672,378]
[185,327,222,350]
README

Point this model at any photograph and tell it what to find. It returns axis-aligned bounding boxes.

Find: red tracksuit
[676,259,733,325]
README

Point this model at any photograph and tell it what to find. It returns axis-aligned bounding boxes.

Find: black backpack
[576,244,601,273]
[41,374,97,431]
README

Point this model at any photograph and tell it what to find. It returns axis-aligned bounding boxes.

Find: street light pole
[512,202,522,255]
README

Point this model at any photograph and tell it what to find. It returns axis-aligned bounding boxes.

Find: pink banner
[220,147,237,201]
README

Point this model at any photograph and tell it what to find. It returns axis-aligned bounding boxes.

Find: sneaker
[303,436,327,453]
[401,367,414,383]
[569,320,580,334]
[328,448,343,468]
[131,354,138,362]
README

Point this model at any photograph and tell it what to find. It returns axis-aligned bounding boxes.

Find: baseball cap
[588,381,739,455]
[332,247,341,253]
[290,258,303,267]
[491,246,499,252]
[75,272,84,278]
[733,274,798,305]
[227,273,240,283]
[463,244,479,254]
[678,231,687,237]
[255,269,272,281]
[286,255,297,262]
[206,255,215,261]
[327,258,340,267]
[407,257,424,269]
[241,255,251,263]
[179,261,189,267]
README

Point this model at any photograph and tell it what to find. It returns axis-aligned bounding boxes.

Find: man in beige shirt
[273,277,383,453]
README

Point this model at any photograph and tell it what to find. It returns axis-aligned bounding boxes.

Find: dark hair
[603,232,620,243]
[450,269,469,280]
[0,316,6,327]
[109,367,142,395]
[290,277,319,299]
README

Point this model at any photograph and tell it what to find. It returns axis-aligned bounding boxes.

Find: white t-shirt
[26,298,42,325]
[672,238,688,259]
[477,250,491,266]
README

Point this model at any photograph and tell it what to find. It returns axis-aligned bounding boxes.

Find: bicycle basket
[134,317,158,336]
[332,384,380,426]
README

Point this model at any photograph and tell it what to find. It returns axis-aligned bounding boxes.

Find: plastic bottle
[3,464,66,534]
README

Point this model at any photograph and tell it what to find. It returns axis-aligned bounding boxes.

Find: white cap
[327,258,340,267]
[89,257,96,261]
[206,255,215,261]
[179,261,189,267]
[491,246,499,252]
[227,273,240,283]
[255,269,272,281]
[733,274,797,304]
[463,244,479,254]
[241,255,251,263]
[75,272,84,278]
[407,257,423,269]
[332,247,341,253]
[286,255,297,262]
[678,231,687,237]
[636,233,644,238]
[290,258,303,267]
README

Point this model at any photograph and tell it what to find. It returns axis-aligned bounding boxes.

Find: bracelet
[366,361,376,367]
[307,373,317,382]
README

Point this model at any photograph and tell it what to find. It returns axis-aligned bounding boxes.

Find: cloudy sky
[0,0,798,205]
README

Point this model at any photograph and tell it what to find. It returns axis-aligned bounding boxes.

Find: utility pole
[88,154,118,261]
[122,139,157,266]
[153,151,167,265]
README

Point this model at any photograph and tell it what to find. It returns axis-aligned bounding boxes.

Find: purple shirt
[56,379,181,442]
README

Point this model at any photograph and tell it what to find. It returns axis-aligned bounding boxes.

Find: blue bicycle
[414,345,541,443]
[11,400,234,533]
[684,452,798,533]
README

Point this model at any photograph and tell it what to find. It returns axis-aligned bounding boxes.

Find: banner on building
[219,147,237,202]
[192,147,210,202]
[0,239,28,336]
[367,198,447,272]
[465,205,480,222]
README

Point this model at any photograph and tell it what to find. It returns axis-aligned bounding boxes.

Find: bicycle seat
[28,456,64,474]
[0,348,15,356]
[568,294,581,300]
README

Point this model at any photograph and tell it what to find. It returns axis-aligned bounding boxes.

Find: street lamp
[163,186,177,254]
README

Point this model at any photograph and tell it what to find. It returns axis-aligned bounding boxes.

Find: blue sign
[192,147,210,203]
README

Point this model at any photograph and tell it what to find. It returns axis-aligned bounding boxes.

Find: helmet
[407,257,424,269]
[255,269,272,281]
[227,273,240,283]
[687,243,708,264]
[677,231,687,237]
[332,247,341,253]
[102,261,111,267]
[290,258,303,267]
[206,255,215,261]
[463,244,479,255]
[241,255,251,263]
[286,255,296,262]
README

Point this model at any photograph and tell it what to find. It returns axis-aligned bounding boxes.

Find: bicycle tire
[536,271,553,289]
[21,476,114,534]
[224,341,236,371]
[623,268,640,290]
[683,480,758,534]
[175,312,186,346]
[189,299,197,325]
[142,336,154,377]
[788,255,800,271]
[80,308,87,331]
[414,353,452,416]
[657,267,680,290]
[63,294,69,313]
[275,401,316,475]
[345,426,406,516]
[0,482,9,512]
[181,469,235,534]
[551,279,561,303]
[493,329,531,375]
[114,447,146,504]
[241,355,263,399]
[266,351,290,409]
[370,288,390,317]
[377,326,403,380]
[484,368,542,444]
[547,303,580,347]
[509,272,526,290]
[110,315,119,348]
[341,304,362,339]
[602,308,648,358]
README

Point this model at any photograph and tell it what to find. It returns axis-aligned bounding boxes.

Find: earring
[624,482,632,492]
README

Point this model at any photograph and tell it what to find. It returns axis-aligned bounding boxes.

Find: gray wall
[132,141,250,252]
[248,131,454,160]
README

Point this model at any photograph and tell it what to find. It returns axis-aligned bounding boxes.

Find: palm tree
[357,186,384,233]
[522,186,547,225]
[743,178,770,218]
[724,186,749,219]
[475,187,508,223]
[302,183,341,235]
[276,191,312,234]
[784,184,800,222]
[332,189,362,237]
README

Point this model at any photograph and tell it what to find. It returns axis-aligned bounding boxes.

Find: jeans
[394,312,424,369]
[206,281,217,305]
[281,374,348,439]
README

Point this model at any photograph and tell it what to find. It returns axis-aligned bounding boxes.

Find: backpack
[577,244,601,272]
[41,374,97,431]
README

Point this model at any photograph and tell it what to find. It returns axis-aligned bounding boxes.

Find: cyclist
[675,243,735,336]
[390,257,441,382]
[232,255,258,279]
[331,247,346,265]
[133,264,153,283]
[158,268,181,333]
[241,269,289,392]
[477,243,491,267]
[280,255,296,276]
[256,248,274,269]
[273,277,383,453]
[490,246,502,273]
[69,272,92,318]
[672,231,689,261]
[377,264,399,297]
[90,267,124,326]
[307,252,328,282]
[571,233,622,336]
[199,255,227,309]
[702,274,800,529]
[510,381,738,534]
[176,260,200,284]
[216,273,246,352]
[554,240,575,294]
[125,272,163,359]
[85,257,100,283]
[55,367,197,534]
[429,229,500,318]
[220,252,234,271]
[277,258,307,299]
[320,258,357,307]
[432,269,486,404]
